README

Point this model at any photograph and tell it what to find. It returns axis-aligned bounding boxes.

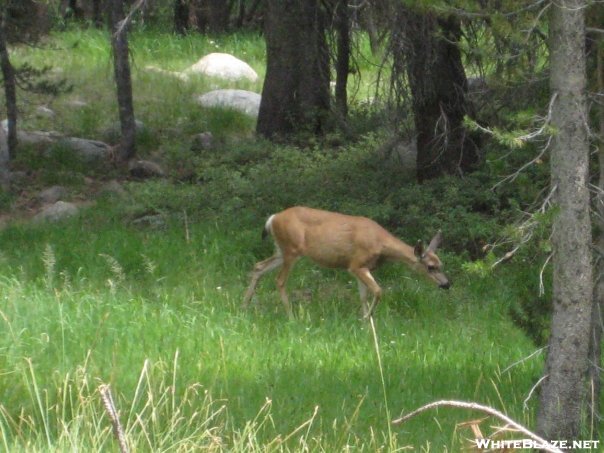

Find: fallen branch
[392,400,563,453]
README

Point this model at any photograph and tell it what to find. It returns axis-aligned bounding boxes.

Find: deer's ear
[414,240,424,258]
[427,230,443,252]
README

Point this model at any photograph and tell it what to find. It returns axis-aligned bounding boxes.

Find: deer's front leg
[276,254,297,319]
[350,267,382,319]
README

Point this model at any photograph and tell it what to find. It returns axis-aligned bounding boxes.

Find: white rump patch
[265,214,275,235]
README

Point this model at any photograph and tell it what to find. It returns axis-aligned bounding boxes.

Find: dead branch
[490,93,558,190]
[114,0,147,38]
[488,185,556,269]
[392,400,563,453]
[501,346,546,374]
[524,375,548,410]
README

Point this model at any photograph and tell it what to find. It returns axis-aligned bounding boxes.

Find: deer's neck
[382,234,418,265]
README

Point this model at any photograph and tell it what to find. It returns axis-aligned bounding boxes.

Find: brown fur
[243,206,449,319]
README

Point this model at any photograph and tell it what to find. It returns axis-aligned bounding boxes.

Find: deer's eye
[427,265,436,272]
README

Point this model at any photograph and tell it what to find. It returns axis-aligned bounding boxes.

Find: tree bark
[334,0,350,121]
[207,0,229,33]
[257,0,330,139]
[92,0,103,28]
[0,18,17,160]
[109,0,136,161]
[394,8,479,181]
[537,0,592,440]
[587,25,604,425]
[173,0,189,35]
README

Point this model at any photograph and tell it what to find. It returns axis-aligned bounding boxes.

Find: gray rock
[100,180,126,196]
[34,201,79,223]
[57,137,111,163]
[8,171,27,186]
[0,122,8,166]
[1,120,111,168]
[0,169,10,191]
[196,89,261,117]
[103,119,146,142]
[37,185,67,204]
[144,65,190,81]
[35,106,55,118]
[191,132,214,152]
[128,160,165,179]
[185,53,258,82]
[1,120,60,147]
[65,99,88,109]
[131,214,166,229]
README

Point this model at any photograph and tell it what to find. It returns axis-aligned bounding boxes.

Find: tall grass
[0,204,543,450]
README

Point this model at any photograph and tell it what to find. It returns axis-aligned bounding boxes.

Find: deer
[242,206,450,319]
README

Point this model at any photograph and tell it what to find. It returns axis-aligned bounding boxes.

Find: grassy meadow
[0,27,562,451]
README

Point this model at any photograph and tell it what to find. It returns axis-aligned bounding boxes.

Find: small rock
[103,119,146,142]
[65,99,88,109]
[0,169,10,191]
[191,132,214,152]
[131,214,166,229]
[36,106,55,118]
[37,185,67,204]
[8,171,27,186]
[128,160,165,179]
[33,201,79,223]
[196,89,261,117]
[100,180,126,196]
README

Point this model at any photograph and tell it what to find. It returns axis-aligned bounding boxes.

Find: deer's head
[414,231,450,289]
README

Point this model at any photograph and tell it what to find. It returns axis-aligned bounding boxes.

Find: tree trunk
[257,0,330,139]
[395,8,479,181]
[334,0,350,121]
[537,0,592,439]
[191,0,229,33]
[173,0,189,35]
[207,0,229,33]
[0,18,17,160]
[92,0,103,28]
[109,0,136,161]
[587,26,604,426]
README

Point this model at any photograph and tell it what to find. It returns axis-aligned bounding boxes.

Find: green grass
[0,200,542,451]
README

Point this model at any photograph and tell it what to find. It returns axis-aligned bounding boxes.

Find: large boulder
[196,89,261,117]
[185,53,258,82]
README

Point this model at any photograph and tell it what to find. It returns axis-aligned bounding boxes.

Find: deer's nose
[439,281,451,290]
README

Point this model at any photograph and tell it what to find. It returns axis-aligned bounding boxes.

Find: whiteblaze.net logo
[474,439,600,450]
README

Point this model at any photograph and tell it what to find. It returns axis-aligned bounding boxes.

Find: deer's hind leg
[242,253,284,308]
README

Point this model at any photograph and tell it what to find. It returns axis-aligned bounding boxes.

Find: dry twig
[392,400,563,453]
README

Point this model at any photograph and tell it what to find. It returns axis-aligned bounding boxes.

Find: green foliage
[15,63,72,96]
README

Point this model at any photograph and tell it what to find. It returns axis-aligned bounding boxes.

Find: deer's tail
[262,214,275,240]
